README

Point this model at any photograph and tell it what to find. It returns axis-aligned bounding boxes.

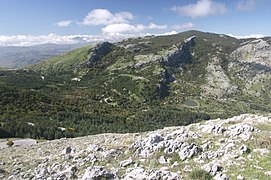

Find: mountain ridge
[0,30,270,140]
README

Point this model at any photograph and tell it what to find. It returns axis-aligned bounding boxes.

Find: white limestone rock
[120,158,133,167]
[124,167,147,179]
[178,143,201,161]
[82,166,116,180]
[87,144,100,152]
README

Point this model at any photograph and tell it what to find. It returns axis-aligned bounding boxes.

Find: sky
[0,0,270,46]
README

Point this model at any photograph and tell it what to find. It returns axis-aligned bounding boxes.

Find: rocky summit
[1,114,271,179]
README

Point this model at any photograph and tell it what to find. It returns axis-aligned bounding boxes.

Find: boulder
[199,151,221,160]
[124,167,147,179]
[227,124,254,136]
[265,171,271,176]
[237,174,244,180]
[149,170,180,180]
[87,144,100,152]
[239,144,250,154]
[138,148,151,158]
[102,149,120,159]
[201,141,212,151]
[50,163,62,173]
[120,158,133,167]
[85,153,97,162]
[164,140,183,154]
[178,143,201,161]
[146,133,164,146]
[203,124,226,134]
[203,162,223,175]
[158,156,168,164]
[56,165,77,179]
[0,168,5,174]
[82,166,115,180]
[35,167,49,178]
[62,147,71,154]
[214,172,229,180]
[166,129,185,139]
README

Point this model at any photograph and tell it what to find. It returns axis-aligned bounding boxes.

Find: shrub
[257,137,271,149]
[189,169,213,180]
[6,140,14,147]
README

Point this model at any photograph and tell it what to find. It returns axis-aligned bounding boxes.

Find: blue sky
[0,0,270,46]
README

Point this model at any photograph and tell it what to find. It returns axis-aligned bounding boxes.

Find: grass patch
[184,100,199,107]
[227,154,271,179]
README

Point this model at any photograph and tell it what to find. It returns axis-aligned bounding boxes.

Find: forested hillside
[1,30,270,140]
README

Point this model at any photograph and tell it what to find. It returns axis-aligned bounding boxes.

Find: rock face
[202,56,238,98]
[79,41,113,67]
[128,36,195,69]
[229,38,271,96]
[0,114,271,179]
[160,36,195,67]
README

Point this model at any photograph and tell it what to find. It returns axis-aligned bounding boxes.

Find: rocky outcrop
[131,36,195,69]
[0,114,271,179]
[82,166,116,180]
[202,56,238,98]
[159,36,195,67]
[231,39,271,68]
[79,42,113,67]
[229,38,271,96]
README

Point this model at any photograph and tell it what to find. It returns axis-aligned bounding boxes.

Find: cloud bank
[0,33,157,46]
[0,34,122,46]
[172,0,226,18]
[0,32,267,47]
[80,9,134,26]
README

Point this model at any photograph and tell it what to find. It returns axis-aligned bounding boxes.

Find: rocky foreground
[0,114,271,180]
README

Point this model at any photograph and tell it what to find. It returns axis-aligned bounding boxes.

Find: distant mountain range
[0,30,270,140]
[0,43,86,68]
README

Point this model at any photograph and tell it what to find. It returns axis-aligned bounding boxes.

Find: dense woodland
[0,72,210,139]
[0,67,211,140]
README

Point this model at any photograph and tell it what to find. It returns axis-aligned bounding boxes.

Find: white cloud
[147,23,167,30]
[237,0,256,11]
[172,22,196,30]
[227,33,265,39]
[172,0,226,18]
[158,31,178,36]
[102,23,167,35]
[102,24,145,34]
[80,9,134,26]
[56,20,72,27]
